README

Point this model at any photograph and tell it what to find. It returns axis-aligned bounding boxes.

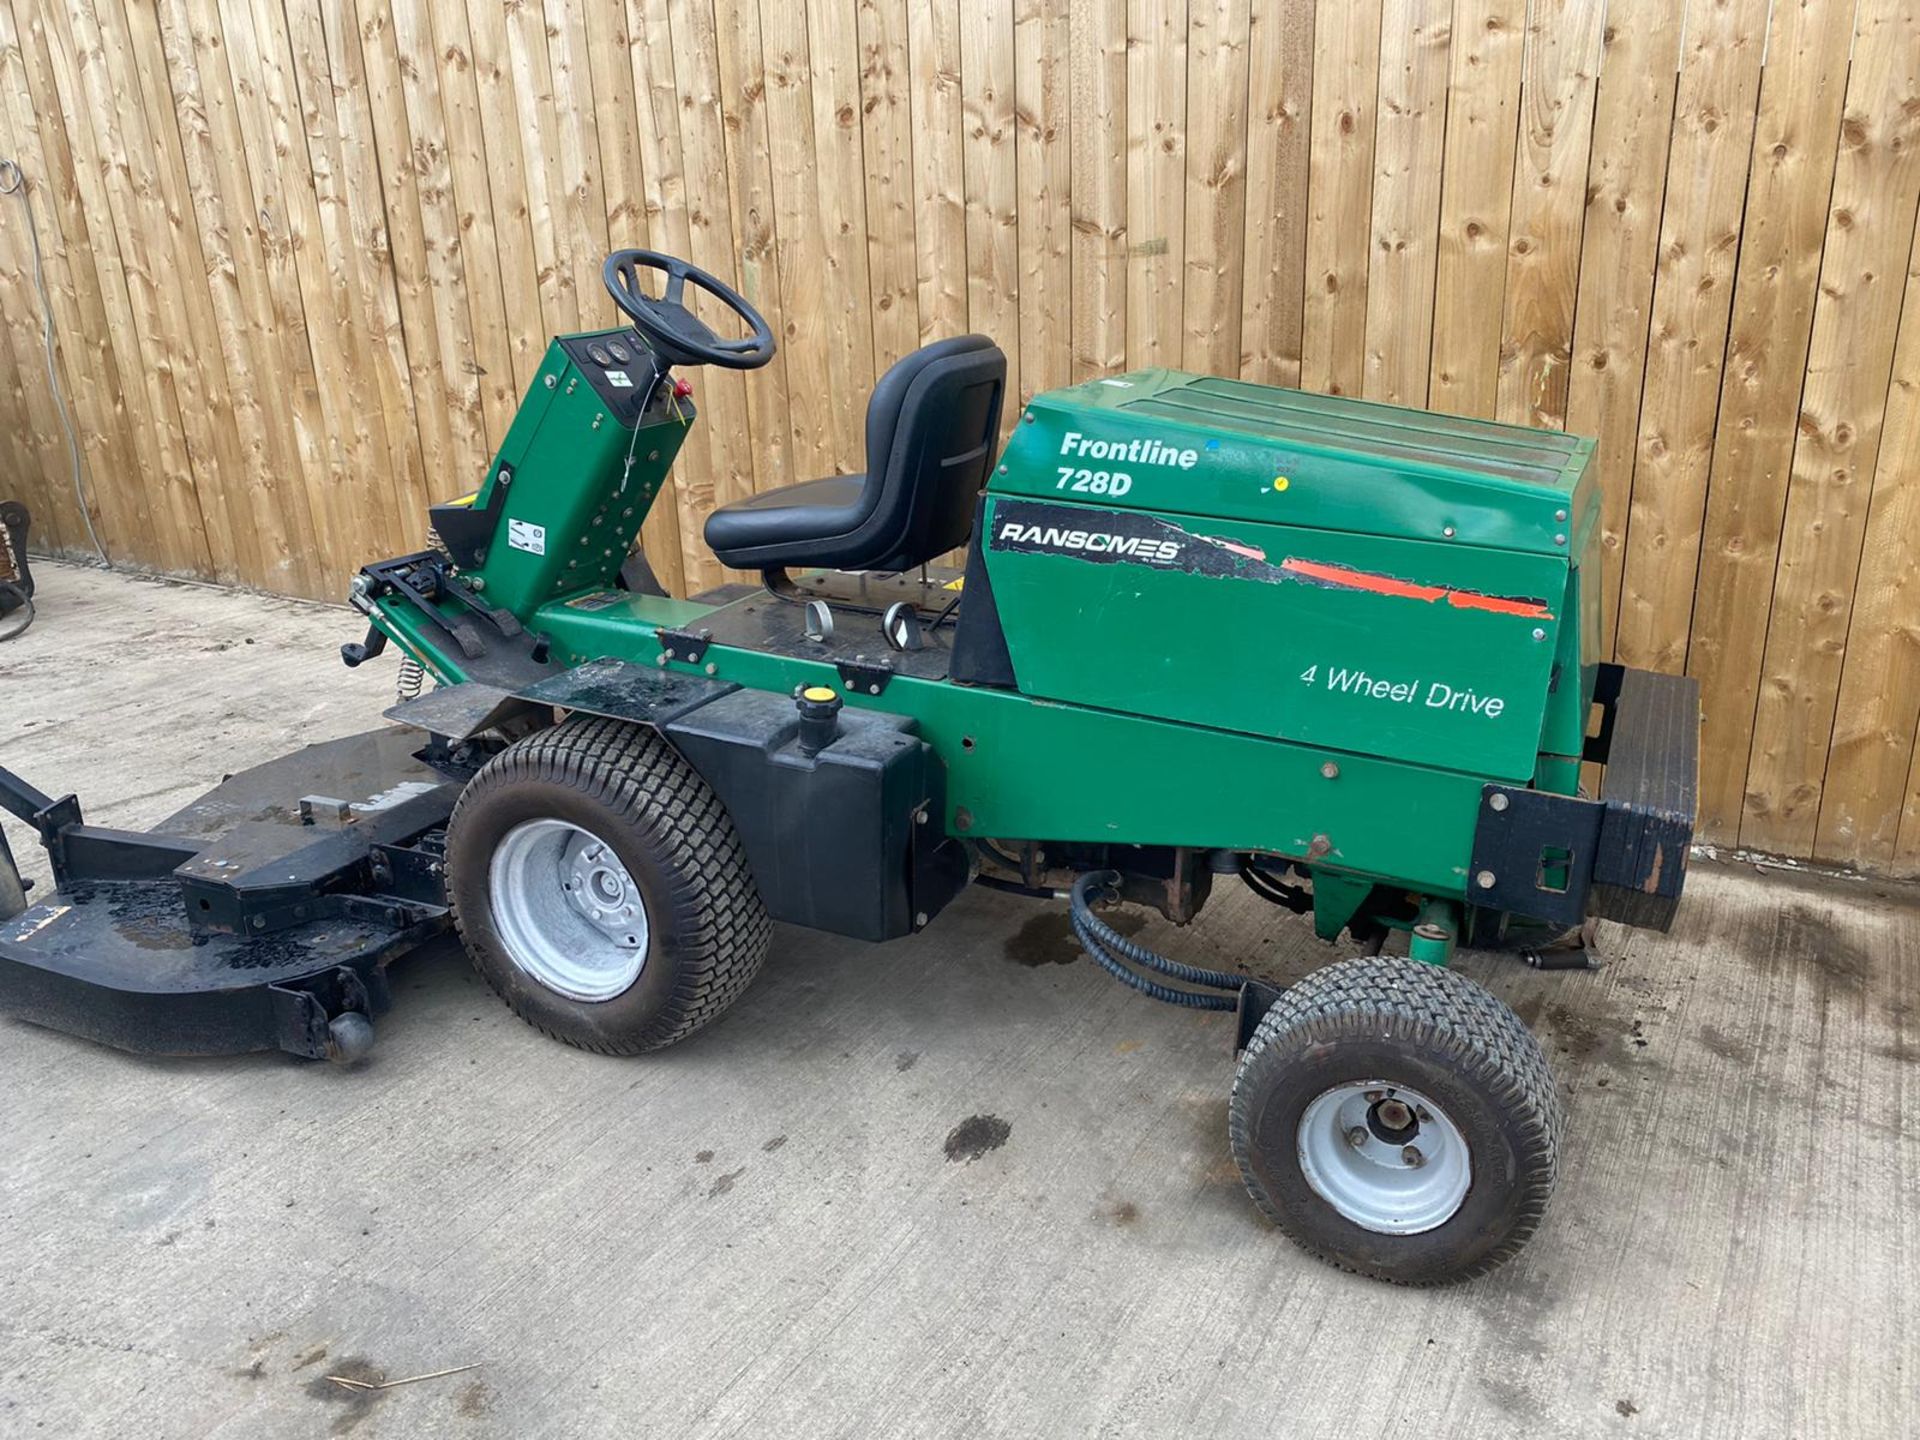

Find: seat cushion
[703,473,869,561]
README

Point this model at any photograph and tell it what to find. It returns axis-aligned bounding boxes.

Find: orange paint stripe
[1279,557,1554,621]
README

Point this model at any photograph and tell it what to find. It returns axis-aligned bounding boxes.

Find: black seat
[704,336,1006,572]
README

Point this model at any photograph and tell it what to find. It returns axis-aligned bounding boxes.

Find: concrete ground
[0,562,1914,1439]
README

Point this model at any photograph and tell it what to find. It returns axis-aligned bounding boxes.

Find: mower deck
[0,730,454,1060]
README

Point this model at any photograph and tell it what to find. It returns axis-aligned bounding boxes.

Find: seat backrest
[860,336,1006,571]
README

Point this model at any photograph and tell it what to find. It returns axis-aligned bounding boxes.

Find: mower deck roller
[0,246,1700,1285]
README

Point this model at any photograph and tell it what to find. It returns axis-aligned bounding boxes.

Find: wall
[1,0,1918,872]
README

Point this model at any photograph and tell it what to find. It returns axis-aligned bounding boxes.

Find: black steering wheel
[602,248,776,370]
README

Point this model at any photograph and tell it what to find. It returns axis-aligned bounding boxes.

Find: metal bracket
[658,627,712,665]
[1467,784,1604,930]
[836,655,896,696]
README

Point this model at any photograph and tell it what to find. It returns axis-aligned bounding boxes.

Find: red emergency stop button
[672,378,694,399]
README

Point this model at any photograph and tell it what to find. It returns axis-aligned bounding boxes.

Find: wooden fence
[1,0,1919,874]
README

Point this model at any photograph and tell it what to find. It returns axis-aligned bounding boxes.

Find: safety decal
[988,498,1553,620]
[507,518,547,555]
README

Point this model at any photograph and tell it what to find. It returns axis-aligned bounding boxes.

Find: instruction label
[507,519,546,556]
[1298,663,1506,720]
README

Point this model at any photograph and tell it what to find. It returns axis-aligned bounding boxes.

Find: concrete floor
[1,562,1915,1439]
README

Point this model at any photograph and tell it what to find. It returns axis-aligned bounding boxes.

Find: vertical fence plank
[1493,0,1604,430]
[1564,0,1684,659]
[1070,0,1128,381]
[1613,0,1769,675]
[1016,0,1073,395]
[1181,0,1249,377]
[1126,0,1186,368]
[1237,0,1311,387]
[861,0,921,369]
[806,0,878,428]
[1687,0,1857,842]
[1822,234,1920,863]
[962,0,1020,410]
[1743,0,1920,856]
[1299,0,1379,397]
[712,0,796,505]
[1428,0,1524,418]
[1360,0,1449,406]
[466,0,547,401]
[907,0,967,345]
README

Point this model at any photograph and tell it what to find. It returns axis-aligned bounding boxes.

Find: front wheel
[445,715,770,1054]
[1229,955,1561,1285]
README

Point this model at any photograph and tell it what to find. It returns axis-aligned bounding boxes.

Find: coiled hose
[1068,869,1246,1011]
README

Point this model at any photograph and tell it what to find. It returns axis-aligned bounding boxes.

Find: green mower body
[354,325,1691,956]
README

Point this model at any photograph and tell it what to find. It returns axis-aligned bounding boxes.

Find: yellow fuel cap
[801,685,838,703]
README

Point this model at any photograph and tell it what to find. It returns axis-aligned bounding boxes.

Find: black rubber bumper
[1469,664,1699,933]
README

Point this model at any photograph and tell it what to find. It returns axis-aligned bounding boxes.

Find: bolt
[1364,1089,1385,1102]
[955,806,974,832]
[1532,627,1547,642]
[997,464,1008,474]
[544,374,557,389]
[1320,761,1339,780]
[915,810,928,825]
[1442,525,1456,538]
[1023,412,1035,424]
[1401,1145,1425,1168]
[1307,834,1332,859]
[1489,792,1509,812]
[1476,869,1497,890]
[868,684,880,695]
[705,662,718,675]
[914,911,929,927]
[1347,1126,1368,1149]
[1415,1106,1432,1123]
[1554,533,1567,546]
[1555,508,1568,522]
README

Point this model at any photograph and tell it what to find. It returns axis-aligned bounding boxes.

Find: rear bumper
[1469,664,1699,933]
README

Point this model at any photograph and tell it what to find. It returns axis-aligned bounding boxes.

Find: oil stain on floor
[943,1114,1011,1162]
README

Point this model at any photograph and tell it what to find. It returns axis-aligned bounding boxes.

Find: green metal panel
[980,494,1568,782]
[995,370,1595,558]
[526,596,1486,896]
[460,333,690,617]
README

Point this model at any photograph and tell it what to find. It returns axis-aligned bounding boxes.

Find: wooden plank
[543,1,609,333]
[1125,0,1186,369]
[465,0,547,400]
[48,0,211,576]
[711,0,797,503]
[1069,0,1127,382]
[1685,0,1857,843]
[1180,0,1250,378]
[580,0,685,596]
[807,0,878,429]
[1492,0,1604,429]
[1359,0,1449,406]
[1427,0,1524,417]
[391,0,496,490]
[667,0,759,525]
[1237,0,1312,387]
[0,1,145,560]
[427,0,519,451]
[1298,0,1379,397]
[961,0,1020,409]
[906,0,968,345]
[861,0,921,370]
[1612,0,1769,674]
[502,0,575,336]
[1563,0,1685,659]
[288,0,426,574]
[1016,0,1072,395]
[1743,0,1920,856]
[153,0,326,593]
[1825,223,1920,865]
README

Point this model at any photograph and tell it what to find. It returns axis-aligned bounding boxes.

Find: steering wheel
[602,248,776,370]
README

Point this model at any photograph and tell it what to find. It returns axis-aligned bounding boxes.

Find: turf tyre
[1228,955,1561,1285]
[445,715,769,1054]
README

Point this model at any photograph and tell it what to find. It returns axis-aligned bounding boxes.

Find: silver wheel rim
[1296,1080,1471,1234]
[487,819,649,1002]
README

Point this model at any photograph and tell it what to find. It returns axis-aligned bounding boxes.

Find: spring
[396,655,427,703]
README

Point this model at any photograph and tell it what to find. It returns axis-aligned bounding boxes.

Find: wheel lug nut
[1364,1090,1385,1103]
[1346,1126,1368,1149]
[1415,1107,1431,1123]
[1401,1145,1424,1168]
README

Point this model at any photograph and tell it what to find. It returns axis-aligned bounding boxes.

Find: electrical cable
[0,158,107,566]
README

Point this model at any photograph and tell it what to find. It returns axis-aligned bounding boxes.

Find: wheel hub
[489,819,650,1001]
[1297,1080,1471,1234]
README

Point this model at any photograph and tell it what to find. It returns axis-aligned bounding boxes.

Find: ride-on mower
[0,250,1697,1283]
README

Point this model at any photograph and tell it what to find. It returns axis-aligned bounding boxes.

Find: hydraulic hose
[1068,869,1243,1011]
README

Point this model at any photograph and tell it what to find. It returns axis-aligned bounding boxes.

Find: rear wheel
[445,715,769,1054]
[1229,955,1561,1285]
